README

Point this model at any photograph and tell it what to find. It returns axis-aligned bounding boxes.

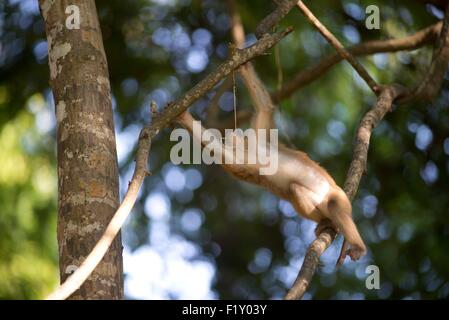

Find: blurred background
[1,0,449,299]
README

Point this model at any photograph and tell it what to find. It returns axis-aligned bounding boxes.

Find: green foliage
[0,97,58,299]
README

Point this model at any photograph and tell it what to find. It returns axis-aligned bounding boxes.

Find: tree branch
[255,0,299,39]
[271,22,442,103]
[45,27,293,300]
[284,85,406,300]
[284,219,337,300]
[343,86,407,199]
[398,2,449,104]
[296,1,379,94]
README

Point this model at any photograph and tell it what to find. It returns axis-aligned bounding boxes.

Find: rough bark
[39,0,123,299]
[45,27,293,300]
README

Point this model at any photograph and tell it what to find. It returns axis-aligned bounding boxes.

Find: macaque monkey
[176,89,366,265]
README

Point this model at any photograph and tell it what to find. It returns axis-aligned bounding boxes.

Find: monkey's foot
[347,246,366,261]
[177,111,190,123]
[314,219,336,237]
[336,242,366,266]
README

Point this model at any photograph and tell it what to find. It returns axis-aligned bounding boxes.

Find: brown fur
[177,111,366,263]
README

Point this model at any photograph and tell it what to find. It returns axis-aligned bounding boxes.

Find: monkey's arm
[326,190,366,262]
[177,111,272,185]
[177,111,228,160]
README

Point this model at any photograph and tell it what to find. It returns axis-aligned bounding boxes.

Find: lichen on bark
[39,0,123,299]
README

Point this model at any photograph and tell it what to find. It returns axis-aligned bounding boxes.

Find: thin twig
[232,71,237,130]
[284,85,406,300]
[275,44,284,92]
[296,1,379,94]
[271,22,442,103]
[206,76,233,125]
[213,110,253,133]
[46,27,293,300]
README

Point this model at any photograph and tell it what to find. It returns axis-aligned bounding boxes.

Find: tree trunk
[39,0,123,299]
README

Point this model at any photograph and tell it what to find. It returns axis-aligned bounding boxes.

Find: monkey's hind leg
[326,191,366,262]
[289,183,323,223]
